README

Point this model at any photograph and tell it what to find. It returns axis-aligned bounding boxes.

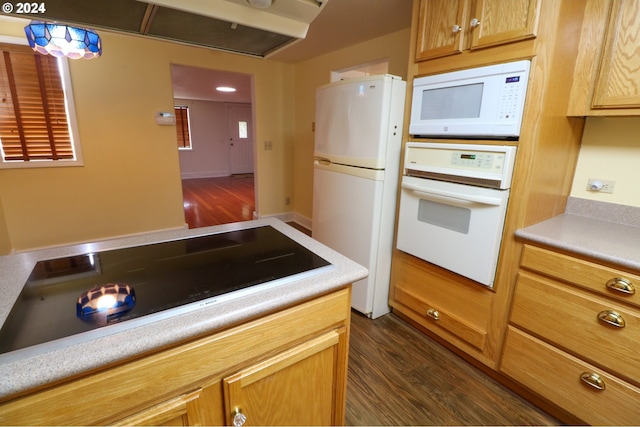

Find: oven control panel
[404,142,517,189]
[450,152,502,170]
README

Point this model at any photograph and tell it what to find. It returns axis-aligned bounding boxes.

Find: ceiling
[268,0,413,63]
[9,0,413,102]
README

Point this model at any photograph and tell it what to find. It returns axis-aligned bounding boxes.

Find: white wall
[570,117,640,207]
[176,99,251,179]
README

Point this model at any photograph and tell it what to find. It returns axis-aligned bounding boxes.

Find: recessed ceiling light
[216,86,236,92]
[247,0,273,9]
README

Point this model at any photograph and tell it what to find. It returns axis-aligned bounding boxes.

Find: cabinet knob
[470,18,481,27]
[606,277,636,295]
[233,407,247,427]
[580,372,606,391]
[597,310,626,328]
[452,24,462,33]
[426,308,439,320]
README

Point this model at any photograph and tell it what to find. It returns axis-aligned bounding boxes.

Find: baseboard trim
[180,171,230,180]
[258,211,312,234]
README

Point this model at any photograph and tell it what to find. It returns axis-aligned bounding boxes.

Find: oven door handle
[401,182,503,206]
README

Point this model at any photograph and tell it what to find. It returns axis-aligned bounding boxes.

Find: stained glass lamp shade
[24,21,102,60]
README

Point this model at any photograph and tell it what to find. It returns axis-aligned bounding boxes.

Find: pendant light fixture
[24,21,102,60]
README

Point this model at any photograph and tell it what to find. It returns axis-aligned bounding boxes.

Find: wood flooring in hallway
[181,175,255,228]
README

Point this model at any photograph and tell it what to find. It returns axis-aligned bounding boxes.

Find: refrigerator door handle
[314,158,332,165]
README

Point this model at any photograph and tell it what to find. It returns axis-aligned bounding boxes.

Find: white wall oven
[396,142,517,287]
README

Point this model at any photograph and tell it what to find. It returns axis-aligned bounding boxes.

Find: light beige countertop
[0,218,368,399]
[515,198,640,271]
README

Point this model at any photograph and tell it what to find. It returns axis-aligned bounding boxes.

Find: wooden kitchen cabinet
[389,250,494,364]
[415,0,540,62]
[223,330,344,426]
[0,288,351,426]
[500,244,640,425]
[569,0,640,115]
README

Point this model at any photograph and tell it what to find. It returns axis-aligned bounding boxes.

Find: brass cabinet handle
[233,407,247,427]
[597,310,625,328]
[426,308,439,321]
[606,277,636,295]
[580,372,606,390]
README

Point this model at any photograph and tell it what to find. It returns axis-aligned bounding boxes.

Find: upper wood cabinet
[569,0,640,115]
[415,0,540,62]
[593,0,640,110]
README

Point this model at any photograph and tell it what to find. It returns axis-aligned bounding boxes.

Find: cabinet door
[415,0,469,61]
[469,0,540,50]
[592,0,640,109]
[112,386,224,426]
[223,329,346,426]
[113,389,202,426]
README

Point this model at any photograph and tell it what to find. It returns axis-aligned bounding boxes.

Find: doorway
[170,64,256,228]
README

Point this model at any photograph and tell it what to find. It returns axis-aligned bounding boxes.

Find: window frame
[0,35,83,169]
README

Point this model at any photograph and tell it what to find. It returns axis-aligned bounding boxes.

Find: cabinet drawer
[511,272,640,386]
[502,326,640,426]
[521,244,640,308]
[393,284,487,350]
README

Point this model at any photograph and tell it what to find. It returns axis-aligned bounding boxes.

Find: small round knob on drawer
[426,308,439,320]
[233,407,247,427]
[606,277,636,295]
[597,310,625,328]
[470,18,481,27]
[580,372,606,390]
[452,24,462,33]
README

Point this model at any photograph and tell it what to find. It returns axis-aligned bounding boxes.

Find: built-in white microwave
[409,60,531,140]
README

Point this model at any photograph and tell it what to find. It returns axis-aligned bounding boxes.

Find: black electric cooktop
[0,226,332,357]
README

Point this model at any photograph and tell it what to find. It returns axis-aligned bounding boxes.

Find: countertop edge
[0,218,368,399]
[515,213,640,272]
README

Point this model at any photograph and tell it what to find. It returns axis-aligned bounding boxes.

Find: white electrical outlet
[587,178,615,194]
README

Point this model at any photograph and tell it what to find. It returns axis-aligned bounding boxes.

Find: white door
[227,104,254,174]
[313,162,387,317]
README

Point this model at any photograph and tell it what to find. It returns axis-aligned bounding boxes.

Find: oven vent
[405,169,503,189]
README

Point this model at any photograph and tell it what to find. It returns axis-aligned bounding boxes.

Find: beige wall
[570,117,640,208]
[0,17,295,252]
[291,28,411,224]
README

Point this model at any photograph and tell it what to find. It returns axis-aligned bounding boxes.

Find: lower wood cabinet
[502,326,640,426]
[500,244,640,425]
[0,288,351,426]
[389,250,495,366]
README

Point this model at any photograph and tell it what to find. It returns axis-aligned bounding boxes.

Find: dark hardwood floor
[181,176,560,425]
[347,311,561,426]
[182,175,255,228]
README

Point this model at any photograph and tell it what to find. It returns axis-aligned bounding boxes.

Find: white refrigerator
[312,74,406,319]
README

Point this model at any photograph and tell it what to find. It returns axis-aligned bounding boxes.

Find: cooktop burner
[0,226,331,357]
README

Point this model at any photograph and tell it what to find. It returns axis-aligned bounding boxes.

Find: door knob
[233,407,247,427]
